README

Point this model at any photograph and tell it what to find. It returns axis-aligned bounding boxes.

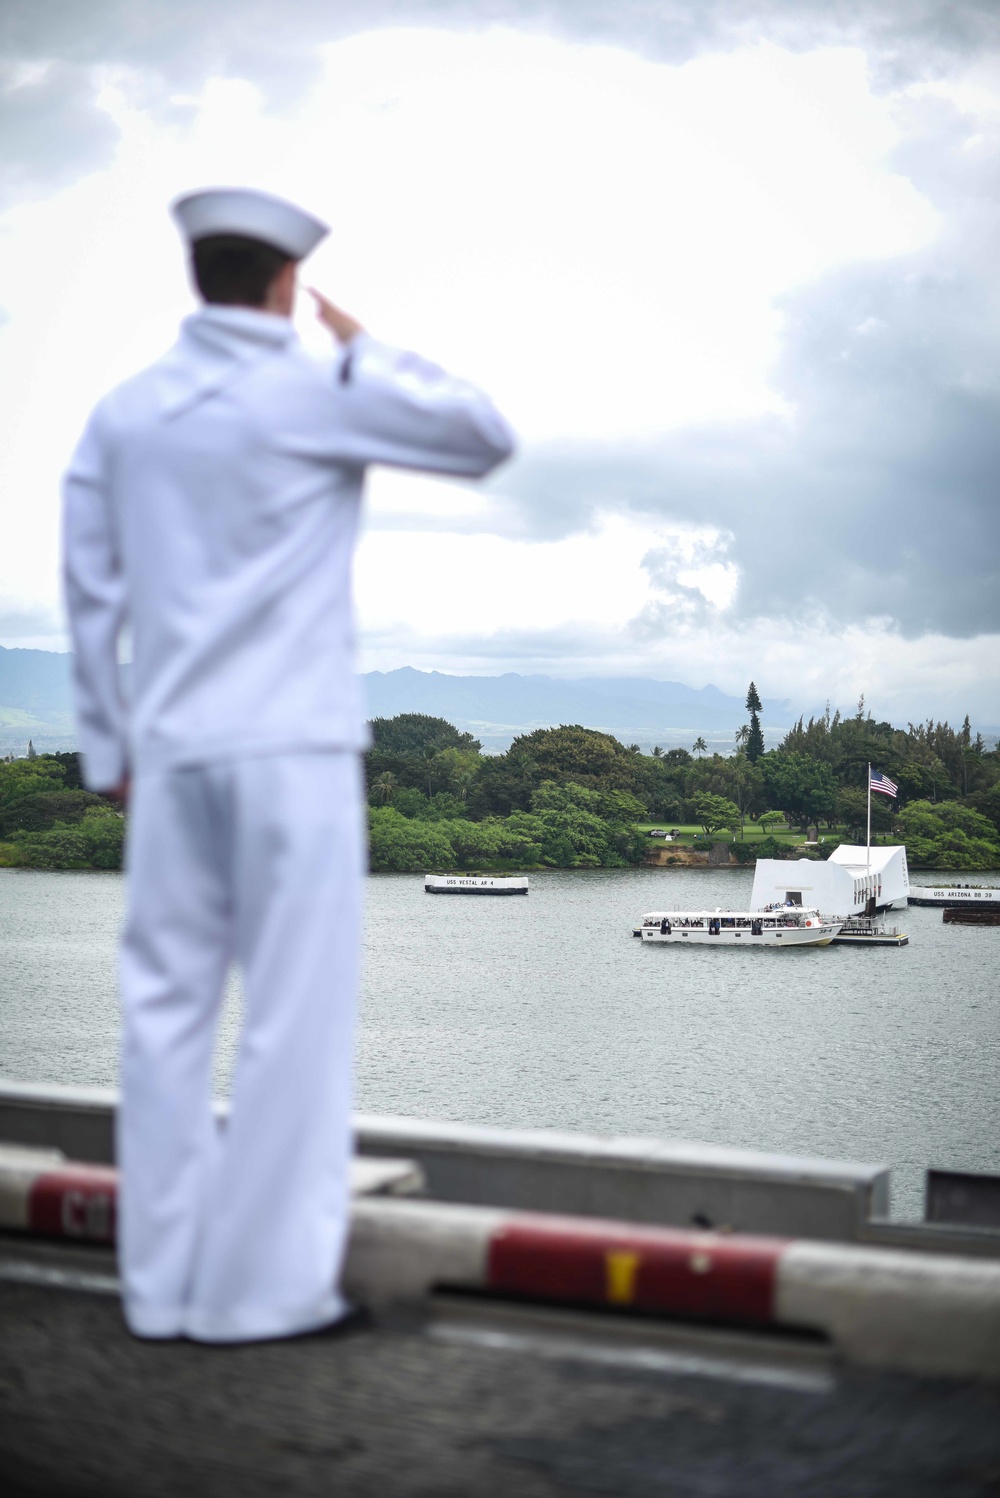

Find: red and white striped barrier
[0,1146,117,1242]
[3,1147,999,1379]
[345,1198,1000,1379]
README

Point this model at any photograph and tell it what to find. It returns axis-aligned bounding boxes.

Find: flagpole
[866,762,871,875]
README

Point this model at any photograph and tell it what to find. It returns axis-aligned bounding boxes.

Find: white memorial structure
[750,844,910,918]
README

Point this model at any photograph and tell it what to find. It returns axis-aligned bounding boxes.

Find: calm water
[2,865,998,1219]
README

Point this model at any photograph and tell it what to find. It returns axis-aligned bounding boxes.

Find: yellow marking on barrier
[605,1250,641,1304]
[689,1252,712,1274]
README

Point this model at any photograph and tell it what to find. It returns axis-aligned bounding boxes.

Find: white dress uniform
[62,188,515,1342]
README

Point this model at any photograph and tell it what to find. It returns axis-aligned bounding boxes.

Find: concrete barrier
[346,1199,1000,1379]
[4,1080,1000,1257]
[354,1114,892,1242]
[777,1240,1000,1381]
[0,1079,892,1242]
[3,1146,998,1380]
[0,1081,119,1165]
[0,1144,422,1244]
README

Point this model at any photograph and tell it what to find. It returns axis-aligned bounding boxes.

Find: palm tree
[423,745,439,798]
[451,767,477,803]
[652,745,663,759]
[692,736,707,757]
[373,771,397,804]
[735,725,750,750]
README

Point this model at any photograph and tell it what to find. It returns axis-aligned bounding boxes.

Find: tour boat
[634,906,843,947]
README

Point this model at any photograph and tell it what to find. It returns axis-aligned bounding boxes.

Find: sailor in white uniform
[62,187,515,1342]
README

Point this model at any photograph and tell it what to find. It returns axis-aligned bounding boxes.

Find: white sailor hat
[170,187,329,260]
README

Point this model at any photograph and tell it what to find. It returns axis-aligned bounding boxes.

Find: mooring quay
[2,1080,999,1496]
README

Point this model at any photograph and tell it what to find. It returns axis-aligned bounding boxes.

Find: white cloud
[356,476,998,723]
[0,24,992,724]
[357,510,661,635]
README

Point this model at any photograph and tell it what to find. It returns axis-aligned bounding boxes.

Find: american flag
[870,770,898,798]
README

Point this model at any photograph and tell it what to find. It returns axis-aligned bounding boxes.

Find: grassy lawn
[637,821,847,845]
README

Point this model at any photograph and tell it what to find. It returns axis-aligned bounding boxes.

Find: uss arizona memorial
[750,844,909,917]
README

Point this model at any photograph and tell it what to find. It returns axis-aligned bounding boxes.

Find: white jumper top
[63,307,515,789]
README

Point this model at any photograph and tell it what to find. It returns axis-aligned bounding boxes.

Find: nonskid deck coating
[3,1269,1000,1498]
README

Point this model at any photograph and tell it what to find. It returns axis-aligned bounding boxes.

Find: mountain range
[362,668,791,750]
[0,647,790,755]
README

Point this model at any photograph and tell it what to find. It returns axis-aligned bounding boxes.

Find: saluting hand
[307,288,364,345]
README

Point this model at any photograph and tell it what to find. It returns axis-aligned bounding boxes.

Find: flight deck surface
[2,1238,999,1498]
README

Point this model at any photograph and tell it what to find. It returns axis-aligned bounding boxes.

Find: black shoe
[297,1303,373,1341]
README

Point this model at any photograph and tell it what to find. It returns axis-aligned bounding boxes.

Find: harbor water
[1,865,998,1220]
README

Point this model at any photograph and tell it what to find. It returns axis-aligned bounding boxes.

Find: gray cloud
[0,600,66,643]
[0,61,119,201]
[4,1,999,644]
[637,539,730,630]
[3,0,999,200]
[500,90,1000,639]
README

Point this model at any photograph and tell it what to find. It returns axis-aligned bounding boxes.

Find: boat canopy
[640,908,823,921]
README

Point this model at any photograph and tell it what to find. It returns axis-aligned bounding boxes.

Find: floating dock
[425,874,529,895]
[943,906,1000,926]
[831,918,909,948]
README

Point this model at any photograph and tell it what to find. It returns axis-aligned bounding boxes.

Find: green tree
[895,800,1000,868]
[424,816,540,869]
[423,745,439,798]
[692,793,740,836]
[744,681,765,763]
[760,751,837,833]
[390,787,431,819]
[372,771,397,804]
[969,782,1000,839]
[531,781,645,824]
[0,756,65,814]
[367,808,456,873]
[469,727,642,819]
[428,747,481,802]
[0,787,105,838]
[78,807,126,869]
[692,737,707,756]
[700,755,764,838]
[421,792,467,822]
[835,787,865,838]
[757,810,786,838]
[369,714,480,756]
[835,786,893,838]
[526,781,647,866]
[51,752,85,789]
[513,725,641,789]
[450,767,478,803]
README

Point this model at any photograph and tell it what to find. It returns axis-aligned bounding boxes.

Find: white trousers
[118,752,365,1342]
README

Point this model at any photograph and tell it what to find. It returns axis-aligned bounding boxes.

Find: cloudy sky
[2,0,999,724]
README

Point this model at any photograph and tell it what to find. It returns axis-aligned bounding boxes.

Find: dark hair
[191,234,292,306]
